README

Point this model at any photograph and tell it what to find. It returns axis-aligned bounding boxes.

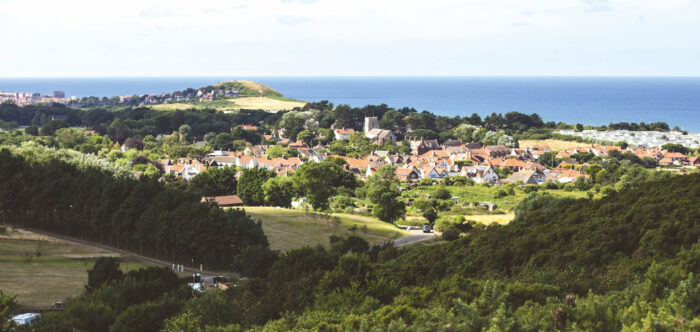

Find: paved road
[393,229,439,246]
[8,225,235,281]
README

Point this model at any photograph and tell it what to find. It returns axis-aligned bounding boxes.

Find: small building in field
[202,195,244,207]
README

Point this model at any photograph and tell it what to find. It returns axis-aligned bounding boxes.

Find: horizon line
[2,75,700,79]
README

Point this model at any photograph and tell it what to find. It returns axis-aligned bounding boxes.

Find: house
[202,195,244,207]
[422,166,447,179]
[483,145,510,158]
[461,165,498,184]
[396,166,422,181]
[409,137,440,155]
[689,157,700,167]
[334,128,355,140]
[240,124,258,131]
[502,170,546,185]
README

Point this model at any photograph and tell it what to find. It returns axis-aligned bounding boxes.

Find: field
[519,139,595,151]
[0,226,153,308]
[242,207,408,252]
[463,213,515,225]
[150,96,306,112]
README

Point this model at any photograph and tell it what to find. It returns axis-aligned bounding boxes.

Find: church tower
[364,116,379,134]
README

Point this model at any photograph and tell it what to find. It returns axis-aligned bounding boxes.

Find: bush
[522,185,539,193]
[433,188,451,200]
[441,223,461,241]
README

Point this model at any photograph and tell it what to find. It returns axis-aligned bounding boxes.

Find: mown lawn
[241,207,408,252]
[0,227,153,308]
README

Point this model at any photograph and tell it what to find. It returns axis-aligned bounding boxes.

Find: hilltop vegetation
[212,80,285,99]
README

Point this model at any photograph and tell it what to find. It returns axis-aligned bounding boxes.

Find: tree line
[0,144,270,270]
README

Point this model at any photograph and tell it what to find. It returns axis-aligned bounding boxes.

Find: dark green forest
[0,146,270,270]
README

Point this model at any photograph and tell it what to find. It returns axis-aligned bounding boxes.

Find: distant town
[0,86,240,107]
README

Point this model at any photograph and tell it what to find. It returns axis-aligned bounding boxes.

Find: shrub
[441,223,461,241]
[434,188,451,200]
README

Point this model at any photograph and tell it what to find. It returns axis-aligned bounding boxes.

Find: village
[159,116,700,188]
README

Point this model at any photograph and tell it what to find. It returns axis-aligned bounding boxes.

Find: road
[392,228,440,246]
[8,225,235,281]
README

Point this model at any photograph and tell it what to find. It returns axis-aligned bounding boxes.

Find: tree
[0,289,18,331]
[237,167,276,206]
[263,176,296,208]
[190,167,237,196]
[25,125,39,136]
[366,165,405,223]
[40,119,69,136]
[265,145,286,158]
[123,137,145,150]
[55,128,88,149]
[422,207,438,224]
[296,129,314,146]
[293,161,355,211]
[86,257,124,292]
[574,123,584,132]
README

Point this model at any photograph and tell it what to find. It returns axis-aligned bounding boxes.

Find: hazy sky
[1,0,699,77]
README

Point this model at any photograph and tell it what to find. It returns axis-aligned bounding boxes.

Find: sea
[1,76,699,132]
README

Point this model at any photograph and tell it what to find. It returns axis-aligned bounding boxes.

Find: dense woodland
[0,144,270,270]
[2,173,697,331]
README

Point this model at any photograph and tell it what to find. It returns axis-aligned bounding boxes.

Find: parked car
[422,224,431,233]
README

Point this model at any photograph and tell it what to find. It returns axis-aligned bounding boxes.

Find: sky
[1,0,699,77]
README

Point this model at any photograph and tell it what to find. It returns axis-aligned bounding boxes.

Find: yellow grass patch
[228,97,306,111]
[464,213,515,225]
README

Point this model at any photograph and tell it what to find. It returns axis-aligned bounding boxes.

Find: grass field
[464,213,515,225]
[242,207,408,252]
[0,227,153,308]
[520,139,595,151]
[150,96,306,112]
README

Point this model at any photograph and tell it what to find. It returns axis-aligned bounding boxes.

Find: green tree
[25,125,39,136]
[293,161,353,211]
[263,176,296,208]
[190,167,237,196]
[86,257,124,292]
[0,289,19,331]
[296,129,314,146]
[366,165,405,223]
[237,167,276,206]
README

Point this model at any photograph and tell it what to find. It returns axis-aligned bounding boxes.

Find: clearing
[242,207,409,252]
[0,226,153,308]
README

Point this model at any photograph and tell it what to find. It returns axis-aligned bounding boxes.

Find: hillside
[212,80,285,98]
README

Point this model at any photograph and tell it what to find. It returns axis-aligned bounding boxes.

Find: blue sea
[1,77,699,131]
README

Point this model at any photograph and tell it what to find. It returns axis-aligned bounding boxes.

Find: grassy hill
[151,80,307,112]
[212,80,284,99]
